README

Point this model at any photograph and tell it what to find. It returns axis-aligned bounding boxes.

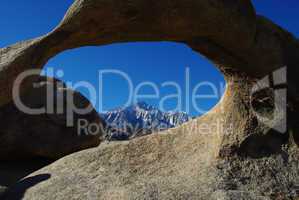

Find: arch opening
[42,41,226,140]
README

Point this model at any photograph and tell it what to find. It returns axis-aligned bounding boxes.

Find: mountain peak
[102,102,191,140]
[133,101,154,110]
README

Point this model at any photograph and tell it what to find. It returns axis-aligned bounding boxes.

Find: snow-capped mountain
[101,102,191,140]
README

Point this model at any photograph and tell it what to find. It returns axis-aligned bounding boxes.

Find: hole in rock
[249,86,290,158]
[251,88,275,119]
[42,42,226,140]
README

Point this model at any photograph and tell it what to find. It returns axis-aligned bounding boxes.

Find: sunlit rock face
[0,0,298,199]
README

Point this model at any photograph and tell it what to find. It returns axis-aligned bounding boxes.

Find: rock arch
[0,0,297,156]
[0,0,298,199]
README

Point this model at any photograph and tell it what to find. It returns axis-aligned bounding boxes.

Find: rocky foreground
[0,0,298,199]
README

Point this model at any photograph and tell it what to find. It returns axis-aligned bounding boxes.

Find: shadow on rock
[1,174,51,200]
[238,129,289,159]
[0,158,53,187]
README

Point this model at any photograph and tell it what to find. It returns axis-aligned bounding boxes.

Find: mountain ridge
[100,102,191,140]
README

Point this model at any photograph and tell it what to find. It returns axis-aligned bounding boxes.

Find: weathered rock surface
[3,81,299,200]
[0,76,105,160]
[0,0,298,199]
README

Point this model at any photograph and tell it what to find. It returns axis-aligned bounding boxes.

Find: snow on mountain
[100,102,191,140]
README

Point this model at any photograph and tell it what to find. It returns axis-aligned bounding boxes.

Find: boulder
[0,76,106,160]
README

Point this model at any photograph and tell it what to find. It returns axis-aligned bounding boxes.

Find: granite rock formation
[0,76,105,160]
[0,0,298,199]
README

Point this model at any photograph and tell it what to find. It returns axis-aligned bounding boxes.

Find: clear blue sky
[0,1,298,116]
